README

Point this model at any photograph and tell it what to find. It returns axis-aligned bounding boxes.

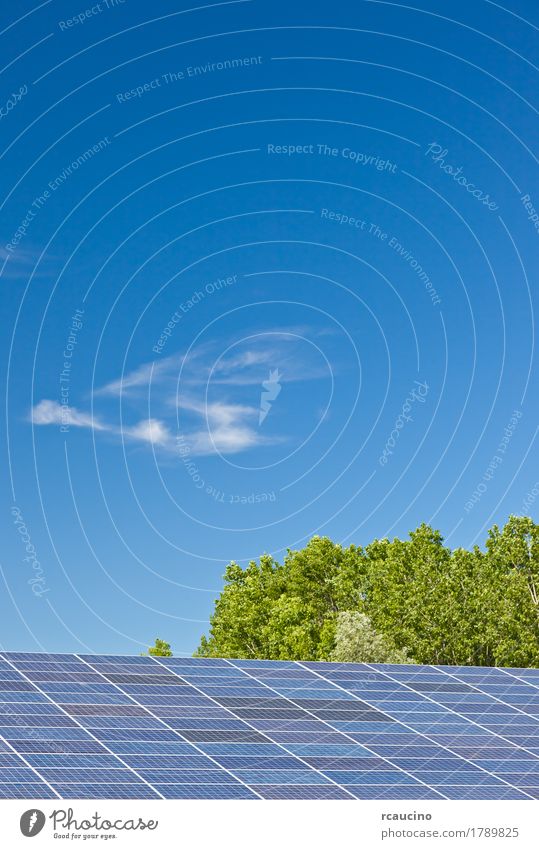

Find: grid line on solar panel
[52,783,161,799]
[5,653,539,799]
[414,672,539,743]
[0,727,100,741]
[247,720,334,732]
[233,769,331,785]
[85,664,182,674]
[0,725,60,796]
[376,680,539,780]
[154,784,257,799]
[346,785,454,800]
[119,755,231,770]
[0,681,39,691]
[0,768,48,784]
[39,684,127,694]
[255,784,352,800]
[25,754,129,768]
[0,783,59,799]
[210,658,448,799]
[73,654,266,800]
[90,730,181,741]
[0,654,167,800]
[193,743,296,757]
[0,754,29,767]
[65,656,172,665]
[120,687,218,699]
[0,692,47,703]
[0,669,68,797]
[105,742,199,754]
[136,769,247,785]
[66,717,167,729]
[10,740,110,755]
[444,670,539,729]
[152,656,365,799]
[54,695,135,705]
[0,671,40,681]
[14,673,106,683]
[37,768,148,783]
[143,657,231,666]
[98,652,368,800]
[297,660,536,799]
[13,662,93,673]
[213,756,306,770]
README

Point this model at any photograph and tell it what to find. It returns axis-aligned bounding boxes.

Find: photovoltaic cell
[1,652,539,799]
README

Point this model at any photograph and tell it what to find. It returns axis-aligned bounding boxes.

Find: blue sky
[1,0,538,655]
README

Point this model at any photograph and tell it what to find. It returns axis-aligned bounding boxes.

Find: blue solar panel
[52,783,160,799]
[2,652,539,799]
[154,783,257,799]
[0,784,58,799]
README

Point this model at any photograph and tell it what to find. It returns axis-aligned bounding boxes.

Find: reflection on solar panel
[1,652,539,799]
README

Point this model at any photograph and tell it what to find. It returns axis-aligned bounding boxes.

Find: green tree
[196,517,539,667]
[363,525,502,666]
[195,537,366,660]
[363,524,455,663]
[485,515,539,667]
[143,638,173,657]
[331,612,415,663]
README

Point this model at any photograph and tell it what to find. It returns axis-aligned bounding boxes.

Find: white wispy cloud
[123,418,174,448]
[0,247,58,281]
[31,400,106,430]
[31,401,174,450]
[94,355,180,397]
[31,328,332,457]
[178,398,272,455]
[31,398,264,457]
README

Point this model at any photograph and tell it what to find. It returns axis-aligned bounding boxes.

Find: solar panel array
[2,652,539,799]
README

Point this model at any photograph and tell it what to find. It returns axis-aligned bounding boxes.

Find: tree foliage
[331,612,415,663]
[144,638,173,657]
[196,516,539,667]
[195,538,365,660]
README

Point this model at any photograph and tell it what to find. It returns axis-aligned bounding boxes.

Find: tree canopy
[195,516,539,667]
[143,638,173,657]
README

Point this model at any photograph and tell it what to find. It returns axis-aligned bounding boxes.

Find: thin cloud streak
[31,329,329,456]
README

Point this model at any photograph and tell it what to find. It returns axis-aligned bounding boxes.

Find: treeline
[196,516,539,667]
